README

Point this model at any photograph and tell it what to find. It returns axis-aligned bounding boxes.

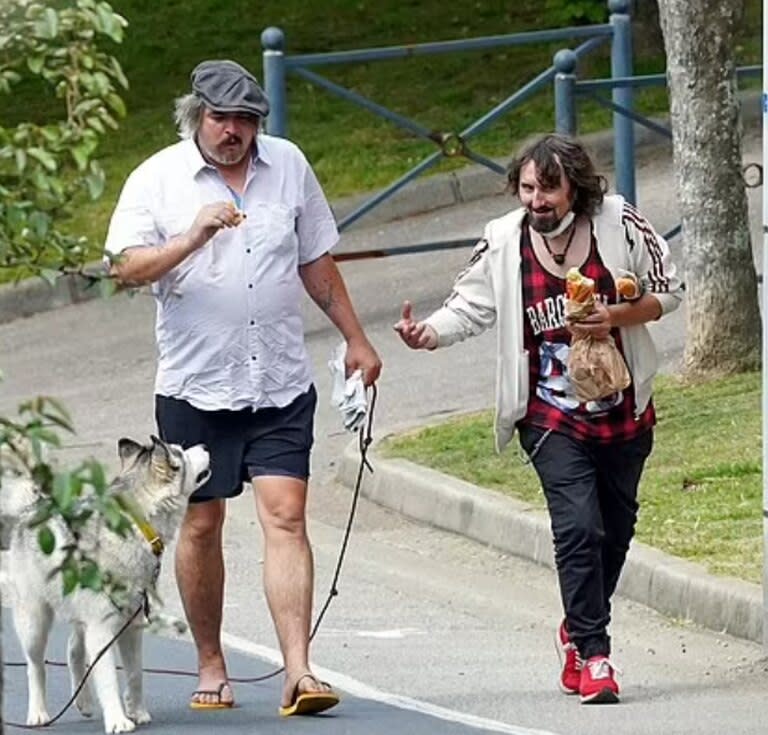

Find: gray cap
[190,59,270,118]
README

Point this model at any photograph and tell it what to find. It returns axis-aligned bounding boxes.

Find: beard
[528,208,575,237]
[198,135,250,166]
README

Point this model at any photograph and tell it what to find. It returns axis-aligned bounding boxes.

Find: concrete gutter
[336,443,763,644]
[1,92,759,326]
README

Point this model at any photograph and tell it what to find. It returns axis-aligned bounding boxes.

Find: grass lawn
[383,371,762,584]
[2,0,760,266]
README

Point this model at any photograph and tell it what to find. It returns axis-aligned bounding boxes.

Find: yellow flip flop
[189,681,235,710]
[279,673,340,717]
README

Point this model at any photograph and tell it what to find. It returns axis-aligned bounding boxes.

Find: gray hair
[174,94,205,139]
[173,93,265,139]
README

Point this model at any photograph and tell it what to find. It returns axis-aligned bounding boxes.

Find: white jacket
[424,195,684,452]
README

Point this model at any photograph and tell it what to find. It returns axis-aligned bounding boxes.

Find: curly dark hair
[506,134,608,216]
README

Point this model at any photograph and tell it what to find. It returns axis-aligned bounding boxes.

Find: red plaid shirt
[519,220,654,442]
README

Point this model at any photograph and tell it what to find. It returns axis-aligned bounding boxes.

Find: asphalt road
[1,128,767,735]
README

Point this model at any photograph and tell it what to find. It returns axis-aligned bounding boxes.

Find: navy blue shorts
[155,386,317,503]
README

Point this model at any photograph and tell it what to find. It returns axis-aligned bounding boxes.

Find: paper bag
[567,334,631,402]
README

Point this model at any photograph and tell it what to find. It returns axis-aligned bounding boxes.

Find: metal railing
[554,56,762,240]
[261,0,634,236]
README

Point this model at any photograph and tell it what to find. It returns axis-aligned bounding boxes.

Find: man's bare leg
[175,499,234,706]
[252,476,335,707]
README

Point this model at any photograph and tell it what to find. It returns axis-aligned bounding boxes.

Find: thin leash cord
[5,599,145,729]
[229,383,377,683]
[4,385,378,702]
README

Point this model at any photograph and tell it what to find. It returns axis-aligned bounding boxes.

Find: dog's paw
[146,611,187,636]
[104,714,136,733]
[27,709,51,726]
[75,687,94,718]
[127,707,151,725]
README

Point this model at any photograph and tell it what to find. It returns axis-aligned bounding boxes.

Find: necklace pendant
[553,253,565,265]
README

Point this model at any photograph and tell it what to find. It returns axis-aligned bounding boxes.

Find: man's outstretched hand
[393,301,438,350]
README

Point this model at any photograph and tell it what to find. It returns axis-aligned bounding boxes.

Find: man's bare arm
[110,201,240,285]
[299,253,382,385]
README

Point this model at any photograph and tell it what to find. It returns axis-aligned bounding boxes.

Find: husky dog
[1,436,210,733]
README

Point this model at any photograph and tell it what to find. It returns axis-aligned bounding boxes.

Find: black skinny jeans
[518,425,653,660]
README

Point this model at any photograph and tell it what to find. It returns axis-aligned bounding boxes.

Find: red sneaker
[557,620,582,694]
[579,655,620,704]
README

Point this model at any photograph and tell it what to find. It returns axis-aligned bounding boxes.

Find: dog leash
[4,596,146,729]
[228,382,378,683]
[3,384,378,716]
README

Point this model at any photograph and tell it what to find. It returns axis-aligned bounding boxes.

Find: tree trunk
[657,0,760,376]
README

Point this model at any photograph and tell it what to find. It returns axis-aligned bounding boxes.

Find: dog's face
[115,436,210,510]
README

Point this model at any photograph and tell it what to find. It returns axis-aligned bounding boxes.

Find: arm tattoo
[316,280,337,313]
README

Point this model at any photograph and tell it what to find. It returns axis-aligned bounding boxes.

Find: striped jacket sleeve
[622,201,684,316]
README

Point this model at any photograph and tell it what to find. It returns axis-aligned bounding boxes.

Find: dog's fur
[1,436,210,733]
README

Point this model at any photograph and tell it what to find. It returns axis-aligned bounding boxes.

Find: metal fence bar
[461,35,608,142]
[333,238,477,262]
[291,67,436,142]
[284,25,614,68]
[262,27,287,136]
[461,148,508,175]
[580,91,672,138]
[554,49,578,135]
[579,63,758,91]
[337,151,444,231]
[460,66,557,141]
[578,73,665,91]
[610,0,635,204]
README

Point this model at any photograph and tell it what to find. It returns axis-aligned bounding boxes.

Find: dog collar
[115,493,165,557]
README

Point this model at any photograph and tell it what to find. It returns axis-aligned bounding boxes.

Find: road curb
[337,441,763,644]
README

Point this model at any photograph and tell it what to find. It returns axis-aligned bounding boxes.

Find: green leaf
[37,525,56,555]
[106,92,126,118]
[33,7,59,40]
[52,472,79,511]
[71,144,89,171]
[99,276,118,298]
[27,56,45,74]
[62,565,78,596]
[111,57,129,89]
[28,211,50,239]
[14,148,26,173]
[79,560,102,591]
[27,147,58,173]
[85,166,105,199]
[39,268,59,286]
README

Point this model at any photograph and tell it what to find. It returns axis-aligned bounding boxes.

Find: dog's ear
[150,435,176,474]
[117,438,144,470]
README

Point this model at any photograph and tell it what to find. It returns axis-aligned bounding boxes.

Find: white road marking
[317,627,427,639]
[222,631,563,735]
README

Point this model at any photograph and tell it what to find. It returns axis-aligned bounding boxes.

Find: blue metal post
[609,0,636,204]
[261,26,287,137]
[553,49,578,135]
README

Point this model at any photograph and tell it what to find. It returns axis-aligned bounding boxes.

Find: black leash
[230,382,377,683]
[4,384,377,712]
[5,597,146,729]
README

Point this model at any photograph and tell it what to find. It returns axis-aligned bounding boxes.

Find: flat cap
[191,59,270,118]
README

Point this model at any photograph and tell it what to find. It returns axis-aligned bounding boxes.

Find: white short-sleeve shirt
[104,135,339,411]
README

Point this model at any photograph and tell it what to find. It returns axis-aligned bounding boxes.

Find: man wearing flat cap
[105,59,381,716]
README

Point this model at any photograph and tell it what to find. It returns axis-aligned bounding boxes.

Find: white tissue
[328,342,368,432]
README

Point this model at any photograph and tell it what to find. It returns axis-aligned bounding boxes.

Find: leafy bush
[0,0,127,284]
[0,0,132,599]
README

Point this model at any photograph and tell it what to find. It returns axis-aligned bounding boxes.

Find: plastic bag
[567,334,631,402]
